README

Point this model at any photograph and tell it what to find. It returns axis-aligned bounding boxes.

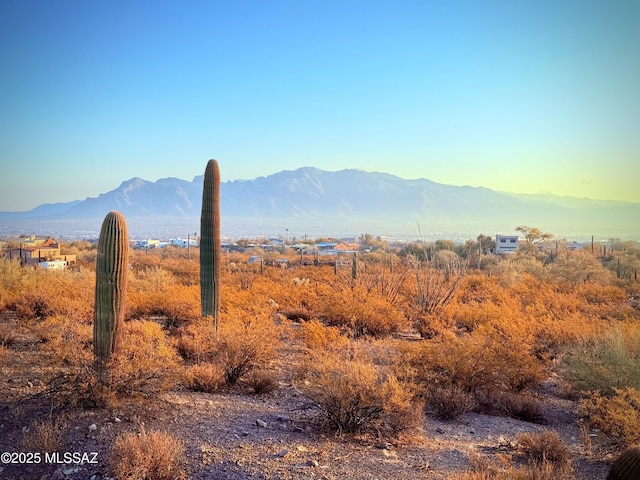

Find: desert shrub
[0,322,18,347]
[216,316,278,384]
[4,268,94,321]
[400,327,544,395]
[184,363,225,393]
[46,368,107,409]
[109,428,186,480]
[128,273,199,323]
[478,390,546,424]
[461,452,574,480]
[176,318,217,363]
[579,387,640,448]
[0,345,8,363]
[301,347,423,437]
[36,315,93,367]
[574,283,631,320]
[517,430,571,466]
[300,319,350,351]
[575,283,627,306]
[317,286,408,337]
[246,369,279,394]
[425,384,476,420]
[44,269,95,321]
[21,417,66,453]
[549,249,614,286]
[107,320,183,397]
[179,315,278,385]
[378,373,424,436]
[0,258,34,310]
[454,302,511,332]
[10,292,54,319]
[563,324,640,396]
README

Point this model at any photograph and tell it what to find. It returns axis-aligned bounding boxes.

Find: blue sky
[1,1,639,211]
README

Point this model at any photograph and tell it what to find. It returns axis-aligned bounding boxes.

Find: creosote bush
[33,314,165,408]
[107,320,183,397]
[516,430,571,467]
[184,362,225,393]
[477,390,546,424]
[21,417,67,453]
[461,451,574,480]
[179,315,278,386]
[247,369,279,394]
[300,319,350,351]
[563,324,640,396]
[0,321,18,347]
[397,327,544,396]
[37,314,93,367]
[300,346,423,437]
[579,387,640,448]
[425,384,477,420]
[109,428,186,480]
[316,286,408,337]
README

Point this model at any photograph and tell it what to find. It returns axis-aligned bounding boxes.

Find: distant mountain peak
[1,168,638,238]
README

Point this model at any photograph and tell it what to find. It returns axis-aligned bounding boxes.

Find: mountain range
[1,167,638,240]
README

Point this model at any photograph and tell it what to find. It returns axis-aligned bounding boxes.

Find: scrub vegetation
[1,232,639,479]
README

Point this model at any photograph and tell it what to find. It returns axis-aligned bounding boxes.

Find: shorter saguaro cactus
[351,252,357,280]
[607,447,640,480]
[94,210,129,383]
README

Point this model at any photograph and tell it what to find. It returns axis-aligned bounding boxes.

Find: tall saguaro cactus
[94,210,129,383]
[200,159,221,331]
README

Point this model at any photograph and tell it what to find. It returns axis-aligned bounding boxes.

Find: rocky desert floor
[0,317,617,480]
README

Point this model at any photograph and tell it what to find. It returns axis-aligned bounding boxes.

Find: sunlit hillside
[1,231,639,479]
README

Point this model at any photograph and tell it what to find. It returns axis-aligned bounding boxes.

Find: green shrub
[563,325,640,396]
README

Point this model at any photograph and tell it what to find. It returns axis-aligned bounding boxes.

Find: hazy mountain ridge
[1,167,638,238]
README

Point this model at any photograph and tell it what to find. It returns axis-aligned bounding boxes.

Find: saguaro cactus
[607,447,640,480]
[200,159,221,331]
[94,210,129,382]
[351,252,358,280]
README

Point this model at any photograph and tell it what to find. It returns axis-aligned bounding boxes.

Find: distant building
[3,237,76,268]
[161,238,197,248]
[39,259,68,270]
[316,242,338,256]
[495,234,519,254]
[134,239,160,249]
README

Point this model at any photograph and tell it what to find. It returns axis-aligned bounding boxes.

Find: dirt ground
[0,318,616,480]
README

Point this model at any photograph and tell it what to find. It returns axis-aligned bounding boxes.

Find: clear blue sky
[1,1,639,211]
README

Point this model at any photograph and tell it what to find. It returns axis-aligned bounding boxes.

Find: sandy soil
[0,317,615,480]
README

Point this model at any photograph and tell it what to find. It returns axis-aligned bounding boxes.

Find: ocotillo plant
[200,159,221,332]
[94,210,129,384]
